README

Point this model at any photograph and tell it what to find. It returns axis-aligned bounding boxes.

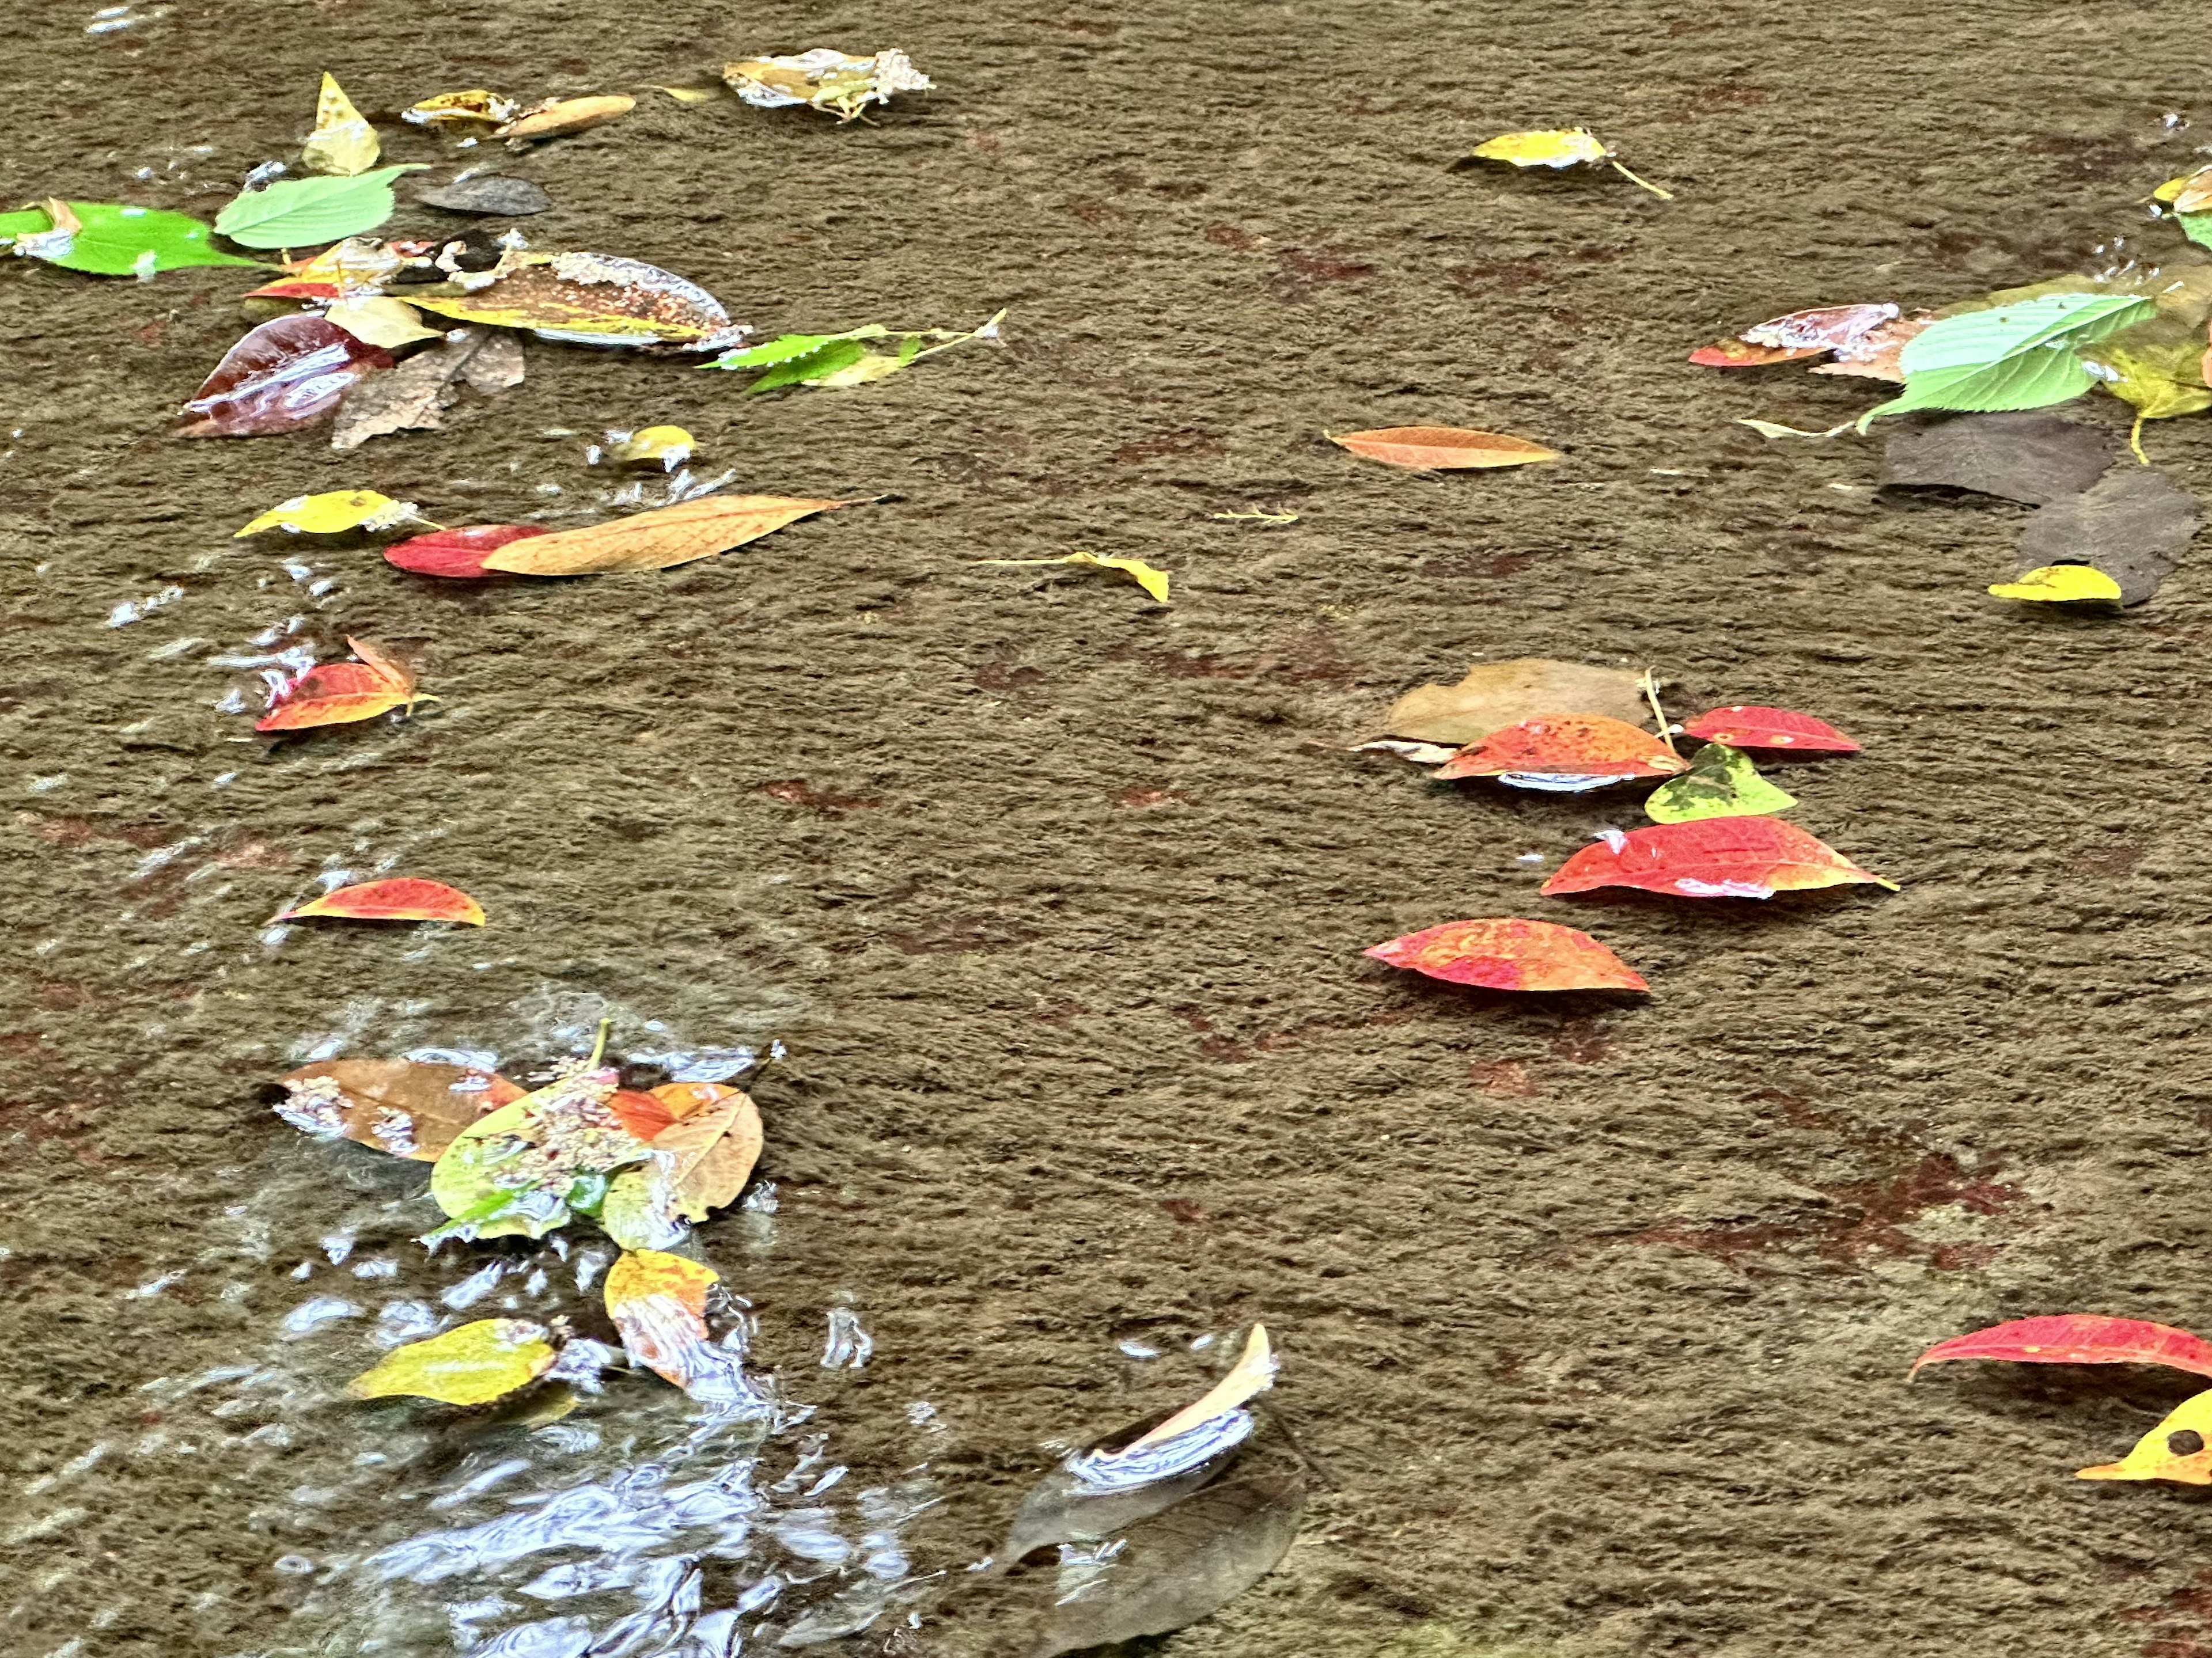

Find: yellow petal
[1471,127,1610,169]
[2078,1386,2212,1484]
[302,72,380,177]
[236,490,427,537]
[1987,564,2123,603]
[324,296,443,348]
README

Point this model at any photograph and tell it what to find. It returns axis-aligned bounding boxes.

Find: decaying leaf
[1915,1314,2212,1379]
[246,236,408,301]
[495,94,636,142]
[273,1057,522,1160]
[2078,1390,2212,1485]
[1329,426,1560,471]
[414,174,552,216]
[480,493,853,575]
[179,314,394,437]
[1543,818,1895,900]
[706,310,1005,389]
[384,523,546,577]
[1383,658,1652,745]
[723,48,933,120]
[1352,739,1461,765]
[1365,918,1647,993]
[349,1318,558,1406]
[331,326,526,452]
[302,72,379,176]
[651,1082,763,1220]
[1878,412,2113,504]
[324,295,442,348]
[603,1248,724,1391]
[1680,705,1861,753]
[1645,742,1795,823]
[2084,332,2212,461]
[2012,467,2197,605]
[1434,714,1687,790]
[609,426,695,469]
[1691,303,1897,366]
[977,551,1171,603]
[1469,127,1672,198]
[1859,293,2157,427]
[403,90,521,129]
[1809,311,1936,382]
[256,636,427,731]
[406,251,745,350]
[0,200,259,275]
[237,490,427,537]
[1987,564,2124,604]
[279,877,484,925]
[214,165,427,251]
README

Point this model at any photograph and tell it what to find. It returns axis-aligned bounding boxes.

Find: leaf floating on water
[2083,334,2212,461]
[1689,338,1827,368]
[1915,1314,2212,1379]
[427,1051,653,1244]
[976,551,1171,603]
[2078,1390,2212,1485]
[1543,818,1895,900]
[331,326,525,452]
[214,165,427,251]
[1808,311,1934,382]
[237,490,427,536]
[414,174,551,217]
[1691,303,1897,367]
[2011,466,2198,606]
[273,1058,522,1160]
[1878,412,2113,504]
[1128,1326,1277,1453]
[1858,293,2156,427]
[706,309,1005,389]
[609,426,695,469]
[384,523,546,578]
[494,94,636,142]
[1365,919,1646,992]
[178,314,393,437]
[302,71,380,176]
[279,877,485,925]
[349,1318,558,1406]
[1383,658,1652,746]
[650,1083,763,1220]
[255,636,427,731]
[1644,742,1796,824]
[724,48,933,120]
[1470,127,1673,198]
[1680,705,1861,753]
[407,251,745,350]
[403,89,521,129]
[1434,714,1687,788]
[324,295,442,348]
[653,84,727,105]
[481,494,854,575]
[0,200,260,275]
[1329,426,1560,471]
[1986,564,2124,604]
[604,1248,724,1391]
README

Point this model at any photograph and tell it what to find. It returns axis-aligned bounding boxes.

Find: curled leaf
[609,426,695,469]
[348,1318,557,1406]
[1330,425,1560,471]
[407,251,745,350]
[302,72,380,176]
[1692,303,1898,367]
[178,314,394,438]
[1543,818,1895,900]
[724,48,933,120]
[1986,564,2123,604]
[2079,1388,2212,1485]
[482,494,853,575]
[279,878,484,925]
[384,523,546,578]
[331,326,525,452]
[604,1249,724,1391]
[495,94,635,141]
[1366,918,1645,992]
[236,490,427,536]
[214,165,427,251]
[403,90,521,129]
[273,1057,522,1159]
[1383,658,1650,745]
[1643,742,1795,823]
[1434,714,1687,788]
[977,551,1170,603]
[1914,1314,2212,1378]
[1680,705,1860,753]
[324,295,442,348]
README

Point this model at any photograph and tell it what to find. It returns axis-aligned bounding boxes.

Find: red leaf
[1434,715,1687,781]
[1683,705,1861,753]
[1687,338,1826,367]
[607,1089,680,1141]
[1365,918,1647,992]
[1541,818,1895,900]
[1914,1315,2212,1379]
[178,315,394,438]
[256,639,422,732]
[279,878,484,924]
[385,524,547,578]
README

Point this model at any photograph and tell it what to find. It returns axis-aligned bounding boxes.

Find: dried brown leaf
[480,494,853,575]
[1385,658,1652,745]
[330,328,525,452]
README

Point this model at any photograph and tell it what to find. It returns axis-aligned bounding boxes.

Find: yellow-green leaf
[609,425,696,469]
[347,1318,556,1405]
[236,490,429,537]
[324,296,442,348]
[1988,564,2124,603]
[402,89,520,128]
[978,551,1169,602]
[1645,742,1797,824]
[1472,128,1609,168]
[302,72,380,176]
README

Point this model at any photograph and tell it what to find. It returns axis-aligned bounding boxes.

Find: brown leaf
[480,494,854,575]
[1809,312,1933,382]
[329,328,525,452]
[648,1083,763,1220]
[415,175,552,216]
[1880,412,2113,504]
[1330,424,1560,469]
[2014,467,2198,605]
[1385,658,1652,745]
[274,1058,522,1160]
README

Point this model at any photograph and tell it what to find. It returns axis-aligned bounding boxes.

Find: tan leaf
[1809,312,1933,382]
[481,494,853,575]
[331,328,525,452]
[274,1058,522,1160]
[648,1083,763,1220]
[407,252,742,350]
[1329,426,1560,470]
[1384,658,1653,745]
[494,94,637,142]
[1127,1325,1276,1451]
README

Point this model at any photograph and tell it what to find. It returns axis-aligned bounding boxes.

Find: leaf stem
[2129,413,2150,465]
[1608,158,1675,200]
[1639,667,1677,753]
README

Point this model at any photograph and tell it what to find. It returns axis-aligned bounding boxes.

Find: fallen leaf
[2165,166,2212,215]
[1987,564,2124,604]
[0,200,260,275]
[707,309,1005,389]
[1809,311,1935,381]
[349,1318,558,1406]
[494,94,636,141]
[1914,1314,2212,1378]
[1365,918,1646,992]
[609,425,695,469]
[302,71,379,176]
[480,493,851,575]
[2078,1389,2212,1485]
[2085,333,2212,461]
[1434,714,1687,789]
[1383,658,1652,745]
[236,490,427,536]
[1689,338,1826,367]
[977,551,1171,603]
[279,877,484,924]
[384,523,546,577]
[1353,739,1461,765]
[1329,426,1560,471]
[1859,293,2156,427]
[1128,1326,1277,1452]
[1470,127,1672,198]
[1543,818,1896,900]
[331,326,525,452]
[1644,742,1796,823]
[1680,705,1861,753]
[177,314,394,437]
[403,89,521,128]
[653,84,726,104]
[1878,412,2113,504]
[244,236,408,300]
[1734,418,1853,438]
[256,636,426,731]
[214,165,427,251]
[724,48,934,120]
[1690,302,1898,366]
[2013,468,2197,605]
[603,1248,723,1390]
[324,295,442,348]
[407,251,744,350]
[649,1082,762,1219]
[273,1057,522,1159]
[414,174,551,216]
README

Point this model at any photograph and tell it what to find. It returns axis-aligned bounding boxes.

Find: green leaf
[1858,293,2156,428]
[1645,742,1796,824]
[347,1318,557,1405]
[600,1166,686,1251]
[1,202,262,274]
[748,337,871,392]
[426,1097,570,1242]
[2180,213,2212,252]
[708,326,886,370]
[213,166,426,250]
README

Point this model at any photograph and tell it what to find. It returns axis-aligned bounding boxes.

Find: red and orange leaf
[1681,705,1861,753]
[650,1080,736,1121]
[1328,426,1560,471]
[1365,918,1647,993]
[280,878,484,925]
[1688,337,1826,367]
[1914,1315,2212,1379]
[1435,714,1687,780]
[256,642,421,732]
[1541,818,1896,900]
[385,524,546,578]
[608,1088,680,1141]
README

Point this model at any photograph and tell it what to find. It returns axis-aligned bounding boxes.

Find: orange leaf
[1542,818,1895,900]
[494,94,636,141]
[604,1248,722,1390]
[279,878,484,924]
[650,1080,736,1121]
[607,1088,679,1140]
[255,638,422,732]
[1687,337,1826,367]
[1914,1315,2212,1379]
[1329,426,1560,471]
[1365,918,1647,993]
[479,494,853,575]
[274,1058,523,1160]
[1681,705,1860,753]
[1434,714,1687,783]
[646,1084,763,1219]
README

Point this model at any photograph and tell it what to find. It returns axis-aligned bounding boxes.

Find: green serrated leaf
[2180,213,2212,252]
[748,336,871,392]
[1645,742,1796,824]
[213,165,426,250]
[1,202,262,274]
[347,1318,556,1406]
[1858,293,2155,428]
[709,325,887,370]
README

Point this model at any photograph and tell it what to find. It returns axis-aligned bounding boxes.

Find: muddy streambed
[10,1,2212,1655]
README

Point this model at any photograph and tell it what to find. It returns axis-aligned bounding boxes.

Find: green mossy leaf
[1646,742,1796,824]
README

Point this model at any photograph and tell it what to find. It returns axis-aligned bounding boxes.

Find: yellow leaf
[236,490,429,537]
[302,72,380,177]
[605,1249,723,1391]
[347,1318,556,1405]
[1471,127,1610,168]
[1988,564,2123,603]
[2079,1386,2212,1484]
[402,89,520,128]
[978,551,1171,602]
[325,296,442,348]
[406,252,741,350]
[480,493,853,574]
[609,425,696,470]
[653,85,726,104]
[494,94,637,142]
[1127,1325,1276,1450]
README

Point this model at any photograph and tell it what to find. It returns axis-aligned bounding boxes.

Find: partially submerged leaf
[707,310,1004,389]
[1434,714,1687,787]
[1680,705,1861,753]
[384,523,546,578]
[427,1048,652,1243]
[1914,1314,2212,1379]
[1688,337,1825,368]
[237,490,427,536]
[273,1057,522,1160]
[2084,333,2212,460]
[604,1249,724,1390]
[349,1318,557,1406]
[480,494,853,575]
[1809,311,1935,382]
[2011,467,2197,606]
[1859,293,2157,427]
[1987,564,2124,604]
[245,236,407,300]
[978,551,1171,603]
[1469,127,1673,198]
[494,94,636,142]
[256,636,424,731]
[214,165,427,250]
[302,72,380,176]
[414,174,552,216]
[1543,818,1896,900]
[178,314,394,437]
[1330,426,1560,471]
[279,878,484,925]
[1129,1327,1277,1452]
[649,1082,762,1220]
[331,327,525,452]
[609,426,695,469]
[724,48,933,120]
[1384,658,1651,745]
[1878,412,2113,504]
[1691,303,1897,366]
[2078,1388,2212,1485]
[1365,918,1647,993]
[324,295,442,348]
[1644,742,1796,823]
[0,200,259,275]
[407,251,744,350]
[403,89,521,129]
